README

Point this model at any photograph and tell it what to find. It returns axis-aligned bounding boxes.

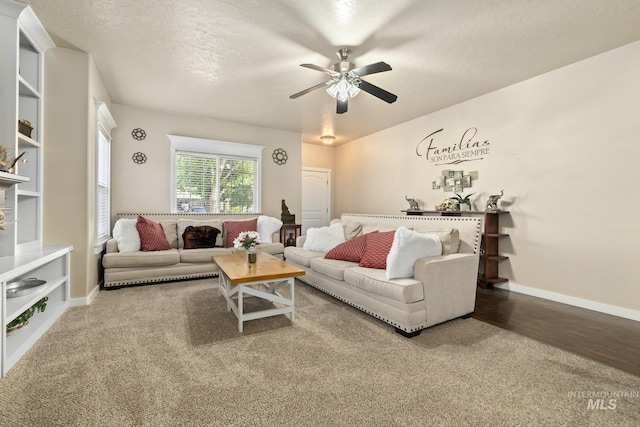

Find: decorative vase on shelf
[459,204,470,211]
[246,247,257,264]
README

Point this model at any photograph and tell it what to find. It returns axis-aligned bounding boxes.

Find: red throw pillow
[359,230,396,269]
[325,232,377,262]
[136,216,171,252]
[224,218,258,248]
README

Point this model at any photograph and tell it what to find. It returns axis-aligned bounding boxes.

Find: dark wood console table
[401,210,509,288]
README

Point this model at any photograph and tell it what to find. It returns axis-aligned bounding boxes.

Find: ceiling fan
[290,48,398,114]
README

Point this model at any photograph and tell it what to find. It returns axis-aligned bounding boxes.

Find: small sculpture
[281,199,296,224]
[405,195,420,211]
[486,190,504,212]
[436,198,456,211]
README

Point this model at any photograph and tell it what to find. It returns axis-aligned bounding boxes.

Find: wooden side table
[280,224,302,246]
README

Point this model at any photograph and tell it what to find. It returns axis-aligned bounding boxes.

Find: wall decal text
[415,127,490,165]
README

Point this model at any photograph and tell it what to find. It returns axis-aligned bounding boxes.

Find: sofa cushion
[103,249,180,269]
[386,227,442,279]
[283,246,324,267]
[136,216,171,252]
[182,225,221,249]
[177,219,224,248]
[359,230,396,269]
[414,227,460,255]
[324,231,376,263]
[330,218,363,240]
[112,218,140,253]
[224,218,258,248]
[362,224,397,235]
[310,258,358,281]
[344,267,424,304]
[303,223,345,252]
[180,247,235,263]
[257,215,283,243]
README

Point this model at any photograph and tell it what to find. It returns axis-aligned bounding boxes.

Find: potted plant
[450,193,474,211]
[6,297,48,334]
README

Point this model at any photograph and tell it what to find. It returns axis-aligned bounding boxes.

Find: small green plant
[450,193,474,210]
[6,297,48,331]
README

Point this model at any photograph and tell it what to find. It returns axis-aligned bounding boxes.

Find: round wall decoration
[132,152,147,164]
[272,148,288,165]
[132,128,146,140]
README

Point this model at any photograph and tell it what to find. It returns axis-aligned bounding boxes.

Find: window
[95,102,116,248]
[168,135,264,213]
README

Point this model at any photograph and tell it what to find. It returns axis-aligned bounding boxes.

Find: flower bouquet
[233,231,261,263]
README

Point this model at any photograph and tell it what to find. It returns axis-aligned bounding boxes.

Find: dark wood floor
[474,287,640,377]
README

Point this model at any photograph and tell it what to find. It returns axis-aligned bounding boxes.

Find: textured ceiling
[22,0,640,145]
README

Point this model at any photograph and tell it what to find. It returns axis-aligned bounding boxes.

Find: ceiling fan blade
[337,98,348,114]
[351,61,392,77]
[300,63,337,75]
[289,80,331,99]
[358,79,398,104]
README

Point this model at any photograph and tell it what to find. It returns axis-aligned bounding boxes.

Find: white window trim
[94,101,117,254]
[168,134,265,213]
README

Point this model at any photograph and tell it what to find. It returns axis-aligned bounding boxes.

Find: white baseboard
[495,282,640,322]
[68,283,100,307]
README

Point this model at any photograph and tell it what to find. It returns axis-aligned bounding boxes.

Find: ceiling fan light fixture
[320,135,335,145]
[326,76,360,102]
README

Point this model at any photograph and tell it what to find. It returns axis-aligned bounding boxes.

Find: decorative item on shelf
[18,119,33,138]
[486,190,504,212]
[131,128,146,140]
[6,296,48,335]
[450,193,474,211]
[286,232,296,247]
[435,198,456,211]
[281,199,295,224]
[132,152,147,164]
[0,146,7,167]
[233,231,261,264]
[405,195,420,211]
[272,148,288,165]
[6,278,47,298]
[5,151,26,173]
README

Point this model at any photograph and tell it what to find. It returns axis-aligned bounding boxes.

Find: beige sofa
[284,213,482,337]
[102,213,284,288]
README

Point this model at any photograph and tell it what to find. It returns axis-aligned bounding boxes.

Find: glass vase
[246,247,257,264]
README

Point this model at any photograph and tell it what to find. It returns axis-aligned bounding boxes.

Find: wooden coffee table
[212,252,305,332]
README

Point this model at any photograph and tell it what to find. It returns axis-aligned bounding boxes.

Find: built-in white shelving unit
[0,0,72,377]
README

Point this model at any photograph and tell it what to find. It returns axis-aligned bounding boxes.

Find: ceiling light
[326,74,361,102]
[320,135,335,145]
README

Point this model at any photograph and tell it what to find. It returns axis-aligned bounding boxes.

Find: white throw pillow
[113,219,141,253]
[257,215,283,244]
[386,227,442,279]
[303,223,345,252]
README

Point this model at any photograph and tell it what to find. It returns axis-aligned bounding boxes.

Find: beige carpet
[1,279,638,426]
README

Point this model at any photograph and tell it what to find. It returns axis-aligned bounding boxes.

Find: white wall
[335,40,640,317]
[110,104,302,221]
[44,47,111,300]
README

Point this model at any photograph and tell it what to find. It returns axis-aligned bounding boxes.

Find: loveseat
[102,213,285,288]
[283,213,482,337]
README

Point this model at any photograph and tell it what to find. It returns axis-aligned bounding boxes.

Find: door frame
[301,167,332,230]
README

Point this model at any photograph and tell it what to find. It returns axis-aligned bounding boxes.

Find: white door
[301,168,331,235]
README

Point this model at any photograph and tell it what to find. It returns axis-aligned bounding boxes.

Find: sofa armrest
[106,239,119,254]
[296,235,306,247]
[414,253,478,327]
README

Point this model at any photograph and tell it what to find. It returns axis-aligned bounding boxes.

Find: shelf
[0,170,29,186]
[18,133,41,148]
[5,276,67,325]
[18,75,41,99]
[16,189,40,197]
[482,255,509,261]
